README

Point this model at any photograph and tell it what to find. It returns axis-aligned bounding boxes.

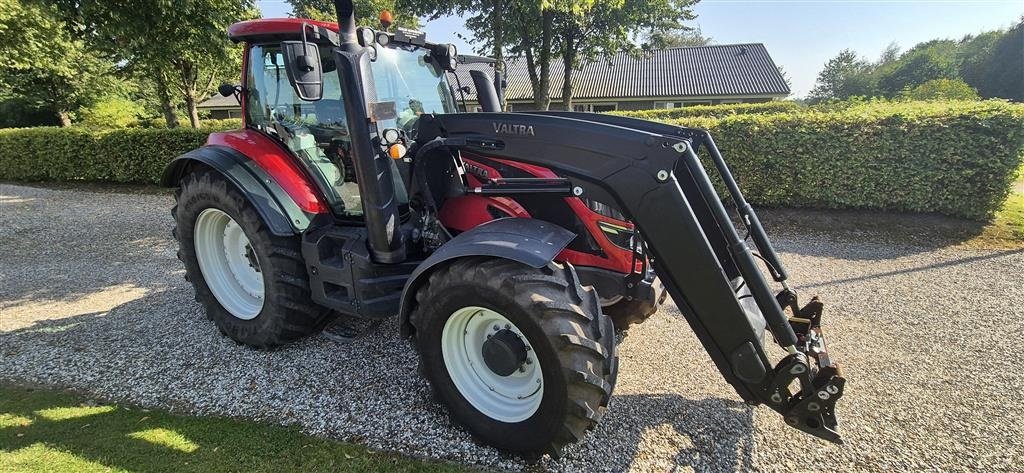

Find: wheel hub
[441,306,543,422]
[193,208,265,320]
[482,329,528,376]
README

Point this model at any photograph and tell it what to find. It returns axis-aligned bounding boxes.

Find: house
[198,43,789,118]
[452,43,790,112]
[197,93,244,119]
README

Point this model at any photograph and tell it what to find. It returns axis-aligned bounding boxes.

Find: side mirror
[281,40,323,101]
[218,83,237,97]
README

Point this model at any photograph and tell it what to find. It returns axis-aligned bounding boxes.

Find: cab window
[245,43,361,216]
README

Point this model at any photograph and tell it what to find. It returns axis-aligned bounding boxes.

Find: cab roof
[227,18,339,43]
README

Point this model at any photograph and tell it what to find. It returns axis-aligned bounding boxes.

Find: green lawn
[0,385,465,473]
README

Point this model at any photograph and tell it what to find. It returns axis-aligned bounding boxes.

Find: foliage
[411,0,695,110]
[0,0,123,126]
[809,20,1023,102]
[554,0,697,108]
[645,25,712,48]
[5,101,1020,221]
[0,385,463,472]
[0,96,59,128]
[288,0,419,27]
[0,126,210,184]
[611,100,802,119]
[807,49,880,103]
[875,40,959,96]
[974,19,1023,102]
[48,0,255,129]
[899,79,979,101]
[659,100,1024,220]
[78,97,145,129]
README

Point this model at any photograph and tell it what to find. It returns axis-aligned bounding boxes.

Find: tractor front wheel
[173,170,332,348]
[410,257,617,458]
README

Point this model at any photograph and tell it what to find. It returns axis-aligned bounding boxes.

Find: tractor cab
[226,18,459,218]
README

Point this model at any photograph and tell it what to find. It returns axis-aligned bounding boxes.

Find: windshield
[368,45,457,132]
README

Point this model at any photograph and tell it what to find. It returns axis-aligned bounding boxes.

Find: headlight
[596,221,634,250]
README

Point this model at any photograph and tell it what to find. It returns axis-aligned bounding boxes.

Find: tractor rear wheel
[409,257,617,458]
[173,170,332,348]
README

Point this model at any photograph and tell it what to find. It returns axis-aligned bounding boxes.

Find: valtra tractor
[162,0,846,457]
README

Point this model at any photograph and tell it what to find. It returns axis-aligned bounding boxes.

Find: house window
[719,99,742,105]
[655,100,713,108]
[572,103,617,113]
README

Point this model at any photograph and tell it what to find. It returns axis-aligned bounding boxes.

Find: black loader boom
[412,112,846,443]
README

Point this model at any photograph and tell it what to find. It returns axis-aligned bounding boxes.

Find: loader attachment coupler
[765,291,845,443]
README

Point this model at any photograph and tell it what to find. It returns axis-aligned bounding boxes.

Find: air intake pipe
[470,69,501,112]
[333,0,357,46]
[332,0,406,263]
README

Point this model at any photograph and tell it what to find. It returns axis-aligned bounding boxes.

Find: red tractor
[162,1,846,458]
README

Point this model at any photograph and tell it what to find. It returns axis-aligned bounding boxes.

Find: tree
[900,78,979,101]
[556,0,696,110]
[81,1,255,128]
[975,19,1023,101]
[287,0,419,27]
[646,25,711,48]
[807,49,875,102]
[876,40,958,96]
[955,30,1002,93]
[0,0,121,126]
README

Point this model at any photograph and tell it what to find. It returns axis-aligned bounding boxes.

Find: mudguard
[160,145,312,236]
[397,218,575,337]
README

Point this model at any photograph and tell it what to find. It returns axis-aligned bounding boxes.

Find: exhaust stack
[469,69,501,112]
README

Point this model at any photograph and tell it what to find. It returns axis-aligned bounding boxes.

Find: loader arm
[414,112,846,443]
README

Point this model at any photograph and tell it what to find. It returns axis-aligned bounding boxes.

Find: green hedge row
[0,126,210,184]
[611,100,801,120]
[1,100,1021,219]
[666,100,1024,220]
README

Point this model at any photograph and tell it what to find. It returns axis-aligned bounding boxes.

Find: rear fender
[161,145,314,236]
[397,218,575,337]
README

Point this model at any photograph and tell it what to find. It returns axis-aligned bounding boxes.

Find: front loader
[161,0,846,458]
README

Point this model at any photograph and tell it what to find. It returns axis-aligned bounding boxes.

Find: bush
[0,126,209,183]
[900,79,980,101]
[1,101,1021,220]
[610,100,801,120]
[199,118,243,130]
[78,97,145,129]
[663,99,1024,219]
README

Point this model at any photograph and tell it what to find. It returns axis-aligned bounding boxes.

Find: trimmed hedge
[611,100,802,120]
[1,100,1021,219]
[0,126,210,184]
[667,100,1024,220]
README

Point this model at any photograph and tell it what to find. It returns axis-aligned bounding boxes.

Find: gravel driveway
[2,183,1022,472]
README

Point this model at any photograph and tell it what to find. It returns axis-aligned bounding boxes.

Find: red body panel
[228,18,340,40]
[206,131,329,214]
[441,155,637,274]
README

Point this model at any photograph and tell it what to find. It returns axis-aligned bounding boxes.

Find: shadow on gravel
[794,247,1024,291]
[599,394,755,472]
[759,208,1005,260]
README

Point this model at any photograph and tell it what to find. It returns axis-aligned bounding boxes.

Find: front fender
[161,145,311,236]
[397,218,575,337]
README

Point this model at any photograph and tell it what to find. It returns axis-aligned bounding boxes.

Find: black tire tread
[408,257,618,458]
[172,170,332,349]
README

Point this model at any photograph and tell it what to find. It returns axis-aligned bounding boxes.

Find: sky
[257,0,1023,98]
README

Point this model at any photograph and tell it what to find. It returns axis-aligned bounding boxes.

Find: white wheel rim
[441,306,543,423]
[194,208,264,320]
